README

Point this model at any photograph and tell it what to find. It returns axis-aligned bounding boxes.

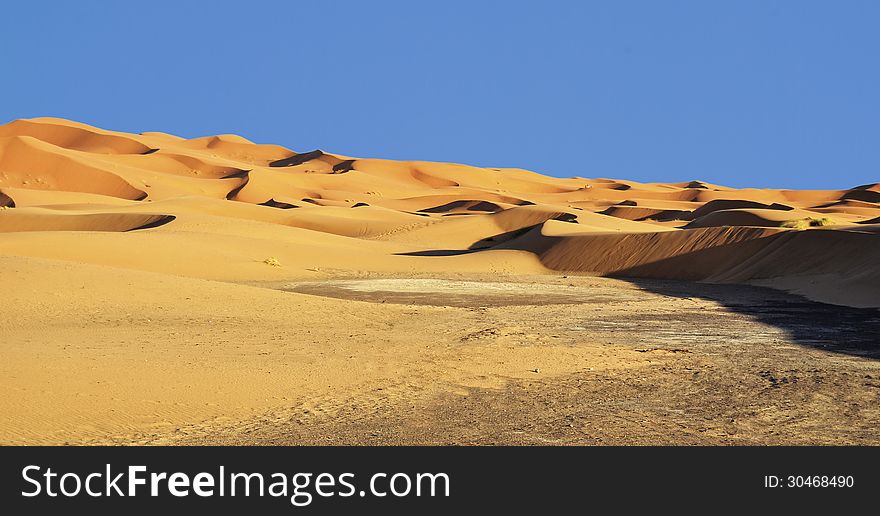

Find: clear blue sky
[2,1,877,189]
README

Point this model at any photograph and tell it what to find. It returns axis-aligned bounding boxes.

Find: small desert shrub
[263,257,282,267]
[781,217,836,229]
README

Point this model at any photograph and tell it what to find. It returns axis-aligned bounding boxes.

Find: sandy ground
[3,258,878,445]
[1,117,878,445]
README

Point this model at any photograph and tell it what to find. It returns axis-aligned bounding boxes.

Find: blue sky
[2,1,877,189]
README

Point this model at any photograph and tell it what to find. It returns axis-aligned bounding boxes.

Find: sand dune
[685,208,818,228]
[0,208,173,232]
[0,118,154,154]
[496,223,879,308]
[0,116,877,310]
[2,117,879,445]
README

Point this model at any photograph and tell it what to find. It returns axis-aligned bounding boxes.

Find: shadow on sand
[395,225,880,359]
[616,277,880,360]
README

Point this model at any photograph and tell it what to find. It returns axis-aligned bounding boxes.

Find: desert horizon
[1,116,877,446]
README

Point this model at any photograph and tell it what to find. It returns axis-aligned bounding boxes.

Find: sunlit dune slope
[1,117,877,307]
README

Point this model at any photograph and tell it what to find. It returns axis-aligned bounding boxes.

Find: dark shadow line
[127,215,176,231]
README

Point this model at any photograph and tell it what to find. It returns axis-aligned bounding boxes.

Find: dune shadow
[397,220,571,257]
[612,277,880,359]
[398,249,482,257]
[482,226,880,358]
[396,224,880,359]
[269,150,325,167]
[225,171,250,200]
[127,215,176,231]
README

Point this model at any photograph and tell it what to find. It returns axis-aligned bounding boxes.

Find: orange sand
[1,117,877,307]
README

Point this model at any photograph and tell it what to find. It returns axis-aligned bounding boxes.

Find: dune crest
[0,117,877,308]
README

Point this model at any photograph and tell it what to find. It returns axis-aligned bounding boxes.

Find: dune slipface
[2,117,879,446]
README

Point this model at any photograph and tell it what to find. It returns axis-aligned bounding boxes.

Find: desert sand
[1,117,878,445]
